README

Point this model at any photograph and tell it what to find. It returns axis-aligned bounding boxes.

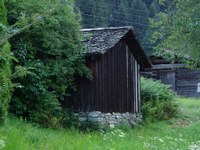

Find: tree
[94,0,109,27]
[77,0,109,28]
[0,0,13,125]
[149,0,200,66]
[5,0,90,127]
[109,0,129,27]
[149,0,160,17]
[76,0,96,27]
[76,0,154,42]
[128,0,149,40]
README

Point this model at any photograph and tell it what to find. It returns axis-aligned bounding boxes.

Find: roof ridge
[81,26,133,32]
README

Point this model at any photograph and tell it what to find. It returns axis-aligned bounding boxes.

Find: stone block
[88,111,102,118]
[76,111,142,128]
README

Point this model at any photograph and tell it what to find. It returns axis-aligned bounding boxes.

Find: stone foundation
[75,111,142,128]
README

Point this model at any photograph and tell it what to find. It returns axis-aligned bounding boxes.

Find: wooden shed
[67,27,151,113]
[143,58,200,97]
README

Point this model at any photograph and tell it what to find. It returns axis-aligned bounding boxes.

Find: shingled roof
[82,26,152,68]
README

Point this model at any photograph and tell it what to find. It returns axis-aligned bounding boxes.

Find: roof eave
[125,30,152,68]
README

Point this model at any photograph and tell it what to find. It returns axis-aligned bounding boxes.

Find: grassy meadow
[0,98,200,150]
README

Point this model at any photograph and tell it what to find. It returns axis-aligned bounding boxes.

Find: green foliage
[141,77,178,122]
[0,43,13,125]
[0,0,7,29]
[149,0,200,66]
[78,120,100,132]
[77,0,109,27]
[77,0,150,41]
[149,0,160,17]
[0,0,13,125]
[109,0,129,27]
[5,0,90,127]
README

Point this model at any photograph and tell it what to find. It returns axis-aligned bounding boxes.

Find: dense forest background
[76,0,171,55]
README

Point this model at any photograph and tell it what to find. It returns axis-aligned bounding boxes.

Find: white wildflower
[174,138,179,142]
[111,131,114,135]
[118,134,125,138]
[178,138,184,142]
[0,139,5,149]
[144,142,151,148]
[144,142,158,149]
[109,124,115,129]
[189,141,200,150]
[165,136,173,140]
[114,129,126,138]
[158,138,164,143]
[154,137,164,143]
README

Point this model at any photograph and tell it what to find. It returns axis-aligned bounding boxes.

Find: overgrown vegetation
[141,77,178,122]
[0,0,13,125]
[0,98,199,150]
[149,0,200,66]
[3,0,90,128]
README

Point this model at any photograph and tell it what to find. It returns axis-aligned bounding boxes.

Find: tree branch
[0,7,56,46]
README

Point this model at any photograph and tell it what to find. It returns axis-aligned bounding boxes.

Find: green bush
[141,77,178,122]
[0,1,13,125]
[6,0,90,128]
[78,120,100,132]
[0,43,13,125]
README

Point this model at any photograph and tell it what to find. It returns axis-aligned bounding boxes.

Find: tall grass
[0,98,200,150]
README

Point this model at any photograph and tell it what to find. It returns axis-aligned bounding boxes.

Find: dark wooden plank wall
[142,68,200,97]
[158,70,176,91]
[137,64,141,112]
[176,68,200,97]
[69,39,140,113]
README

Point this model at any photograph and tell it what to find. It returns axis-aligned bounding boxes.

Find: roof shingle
[82,26,152,68]
[82,27,132,54]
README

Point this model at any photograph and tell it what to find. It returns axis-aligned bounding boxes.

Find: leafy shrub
[78,120,100,132]
[0,43,13,125]
[0,1,13,125]
[6,0,91,128]
[141,77,178,122]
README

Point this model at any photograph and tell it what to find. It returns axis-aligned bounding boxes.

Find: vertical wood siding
[176,68,200,97]
[68,39,141,113]
[138,64,141,112]
[142,67,200,97]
